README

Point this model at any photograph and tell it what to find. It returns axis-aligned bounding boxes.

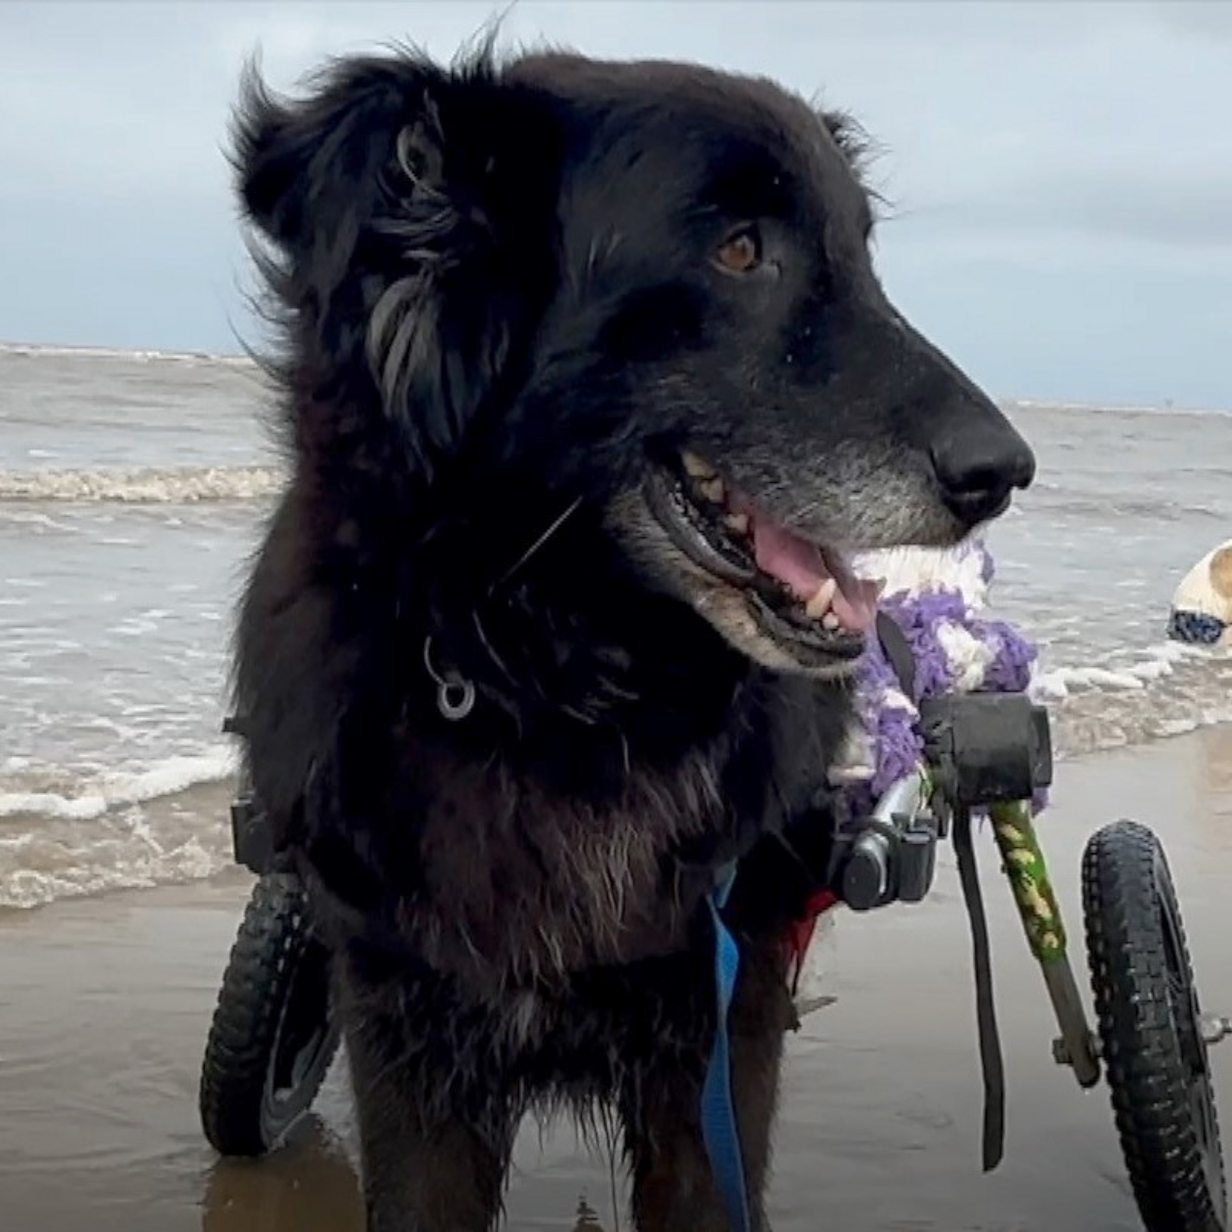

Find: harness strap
[952,805,1006,1171]
[876,610,917,699]
[701,864,752,1232]
[879,609,1006,1172]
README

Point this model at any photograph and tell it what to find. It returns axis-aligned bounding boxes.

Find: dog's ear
[232,54,557,473]
[232,63,305,249]
[364,88,532,470]
[233,58,407,251]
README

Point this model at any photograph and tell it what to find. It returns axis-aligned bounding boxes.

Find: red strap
[784,888,838,967]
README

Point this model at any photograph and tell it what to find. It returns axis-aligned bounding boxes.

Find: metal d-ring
[422,637,476,722]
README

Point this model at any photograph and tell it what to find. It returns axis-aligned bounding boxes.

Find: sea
[2,343,1230,910]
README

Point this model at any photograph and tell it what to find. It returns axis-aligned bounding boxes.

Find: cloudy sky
[3,1,1229,407]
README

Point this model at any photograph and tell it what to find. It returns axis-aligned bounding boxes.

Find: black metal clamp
[830,692,1054,916]
[920,692,1053,809]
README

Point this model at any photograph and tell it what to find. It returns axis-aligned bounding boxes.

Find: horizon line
[2,338,1227,417]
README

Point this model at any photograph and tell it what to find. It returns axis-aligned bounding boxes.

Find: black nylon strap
[952,805,1006,1171]
[876,611,917,698]
[877,609,1006,1169]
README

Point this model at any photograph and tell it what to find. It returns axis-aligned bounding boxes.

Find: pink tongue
[750,517,879,634]
[751,518,827,600]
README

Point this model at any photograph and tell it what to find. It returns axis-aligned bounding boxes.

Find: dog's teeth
[698,477,725,504]
[804,578,838,619]
[822,611,841,631]
[682,451,717,480]
[722,512,750,536]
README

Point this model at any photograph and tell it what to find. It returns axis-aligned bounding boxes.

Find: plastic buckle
[230,795,273,874]
[837,810,941,912]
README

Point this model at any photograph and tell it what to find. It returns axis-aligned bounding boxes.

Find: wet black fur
[231,44,1033,1230]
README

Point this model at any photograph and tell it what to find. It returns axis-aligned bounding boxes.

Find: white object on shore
[1170,539,1232,643]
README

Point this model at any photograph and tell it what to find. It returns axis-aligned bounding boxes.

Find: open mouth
[644,451,883,667]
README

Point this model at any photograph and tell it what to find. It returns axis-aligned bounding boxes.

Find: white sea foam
[1035,665,1146,694]
[1030,639,1209,701]
[0,834,225,910]
[0,747,237,822]
[0,748,241,907]
[0,341,254,368]
[0,464,283,503]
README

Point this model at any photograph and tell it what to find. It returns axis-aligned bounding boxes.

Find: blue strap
[701,863,751,1232]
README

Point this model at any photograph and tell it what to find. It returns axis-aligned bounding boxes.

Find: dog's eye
[713,226,762,275]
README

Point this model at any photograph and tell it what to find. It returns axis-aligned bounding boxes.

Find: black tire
[1082,820,1227,1232]
[199,873,341,1156]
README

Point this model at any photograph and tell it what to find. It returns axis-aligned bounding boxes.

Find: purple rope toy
[829,538,1043,823]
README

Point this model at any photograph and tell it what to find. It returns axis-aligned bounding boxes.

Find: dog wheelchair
[199,680,1228,1232]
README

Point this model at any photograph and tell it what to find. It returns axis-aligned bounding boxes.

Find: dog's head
[236,48,1034,678]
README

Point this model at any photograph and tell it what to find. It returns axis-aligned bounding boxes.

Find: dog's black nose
[930,420,1036,526]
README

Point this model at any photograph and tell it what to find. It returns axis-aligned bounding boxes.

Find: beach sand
[3,725,1231,1232]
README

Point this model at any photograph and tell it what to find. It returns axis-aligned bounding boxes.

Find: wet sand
[3,725,1231,1232]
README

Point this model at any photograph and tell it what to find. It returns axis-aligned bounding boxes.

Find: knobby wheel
[200,873,340,1156]
[1082,820,1226,1232]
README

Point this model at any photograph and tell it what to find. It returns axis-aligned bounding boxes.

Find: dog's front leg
[623,945,791,1232]
[344,1006,513,1232]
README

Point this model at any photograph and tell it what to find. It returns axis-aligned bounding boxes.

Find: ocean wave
[0,464,283,504]
[1031,639,1206,700]
[1033,640,1232,757]
[1009,397,1232,420]
[0,341,254,368]
[0,825,228,911]
[1023,485,1225,523]
[0,747,241,908]
[0,747,238,822]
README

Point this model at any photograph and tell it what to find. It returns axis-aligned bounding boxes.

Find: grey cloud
[0,0,1228,408]
[1150,1,1232,41]
[903,172,1232,251]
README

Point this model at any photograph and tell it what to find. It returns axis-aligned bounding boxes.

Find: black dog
[231,45,1034,1231]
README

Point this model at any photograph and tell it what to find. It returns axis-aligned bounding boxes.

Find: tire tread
[1082,820,1226,1231]
[199,873,337,1156]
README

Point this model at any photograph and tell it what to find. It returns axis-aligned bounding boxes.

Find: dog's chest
[405,744,730,988]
